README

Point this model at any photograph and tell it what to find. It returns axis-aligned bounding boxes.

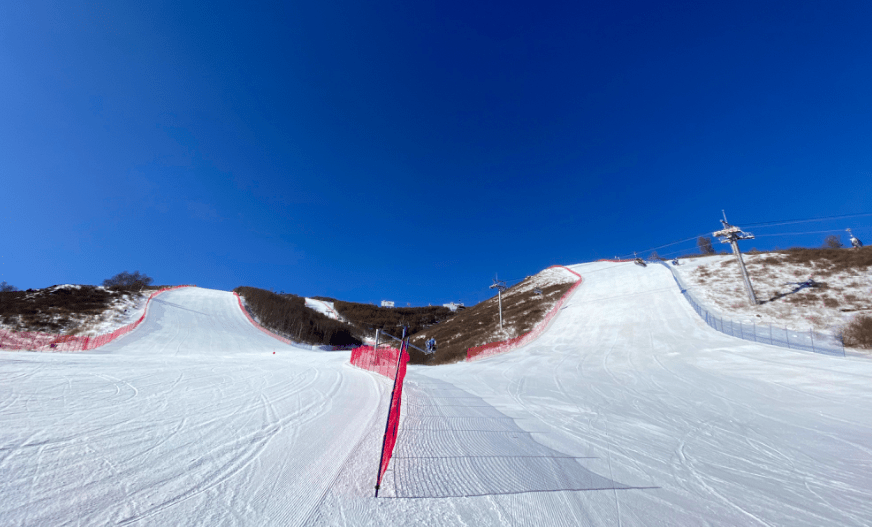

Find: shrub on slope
[317,298,453,339]
[843,316,872,349]
[234,287,362,347]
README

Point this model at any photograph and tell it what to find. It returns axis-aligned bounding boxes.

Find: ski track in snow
[3,263,872,526]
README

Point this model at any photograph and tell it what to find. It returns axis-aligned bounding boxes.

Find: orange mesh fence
[467,266,583,362]
[0,285,192,352]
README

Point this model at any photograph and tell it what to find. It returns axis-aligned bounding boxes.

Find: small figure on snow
[426,337,437,354]
[672,258,679,265]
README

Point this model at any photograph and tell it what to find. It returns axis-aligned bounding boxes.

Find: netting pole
[810,329,814,353]
[374,329,380,355]
[374,327,406,498]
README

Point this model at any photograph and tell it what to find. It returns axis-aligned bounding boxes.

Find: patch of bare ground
[408,268,578,365]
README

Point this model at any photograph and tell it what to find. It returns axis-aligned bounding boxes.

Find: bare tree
[823,235,843,249]
[697,236,715,255]
[103,271,153,290]
[0,281,17,292]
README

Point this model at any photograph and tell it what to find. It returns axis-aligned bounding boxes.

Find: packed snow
[2,263,872,526]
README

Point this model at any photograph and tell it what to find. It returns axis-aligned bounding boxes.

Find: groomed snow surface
[3,263,872,526]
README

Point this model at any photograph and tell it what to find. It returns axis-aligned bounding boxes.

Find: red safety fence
[0,285,192,352]
[350,345,403,378]
[348,340,411,496]
[233,292,297,346]
[467,266,583,362]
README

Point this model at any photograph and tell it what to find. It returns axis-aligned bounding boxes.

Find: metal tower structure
[712,210,758,305]
[490,275,508,330]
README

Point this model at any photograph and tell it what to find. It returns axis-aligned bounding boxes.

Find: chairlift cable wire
[740,212,872,228]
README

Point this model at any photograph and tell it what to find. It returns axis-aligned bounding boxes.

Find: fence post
[786,330,790,349]
[810,329,814,354]
[739,321,744,340]
[374,328,407,498]
[769,324,773,345]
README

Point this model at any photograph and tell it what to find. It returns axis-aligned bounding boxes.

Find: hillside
[672,247,872,341]
[317,298,454,340]
[234,287,362,347]
[408,266,579,364]
[0,285,159,336]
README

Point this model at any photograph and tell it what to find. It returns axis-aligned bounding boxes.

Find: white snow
[3,265,872,525]
[304,298,347,322]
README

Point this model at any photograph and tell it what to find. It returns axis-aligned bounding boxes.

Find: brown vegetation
[408,278,576,365]
[327,300,453,339]
[0,286,144,333]
[843,315,872,349]
[756,246,872,277]
[234,287,361,347]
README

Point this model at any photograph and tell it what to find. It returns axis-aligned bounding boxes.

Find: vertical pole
[374,329,380,354]
[769,324,773,345]
[498,289,503,330]
[374,327,407,498]
[810,328,814,353]
[730,240,758,305]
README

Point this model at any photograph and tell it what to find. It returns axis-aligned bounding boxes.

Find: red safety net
[233,292,296,346]
[0,285,192,352]
[467,266,583,362]
[349,345,403,379]
[376,346,409,493]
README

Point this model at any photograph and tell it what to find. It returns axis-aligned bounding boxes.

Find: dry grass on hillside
[408,269,578,365]
[680,246,872,334]
[0,285,155,334]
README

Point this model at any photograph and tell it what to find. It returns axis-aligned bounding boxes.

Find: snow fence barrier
[349,341,411,496]
[467,265,583,362]
[656,261,846,357]
[233,292,297,346]
[0,285,192,352]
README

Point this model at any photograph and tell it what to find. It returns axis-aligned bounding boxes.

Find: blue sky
[2,1,870,306]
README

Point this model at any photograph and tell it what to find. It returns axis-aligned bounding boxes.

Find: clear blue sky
[2,1,870,306]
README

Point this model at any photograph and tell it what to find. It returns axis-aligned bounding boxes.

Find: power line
[754,229,848,237]
[741,212,872,228]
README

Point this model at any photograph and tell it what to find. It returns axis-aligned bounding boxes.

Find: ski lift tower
[490,275,508,330]
[713,211,758,305]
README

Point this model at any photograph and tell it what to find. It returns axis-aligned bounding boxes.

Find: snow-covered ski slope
[313,261,872,526]
[0,288,386,526]
[3,264,872,526]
